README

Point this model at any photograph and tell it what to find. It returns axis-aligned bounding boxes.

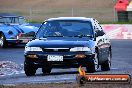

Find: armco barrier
[102,24,132,39]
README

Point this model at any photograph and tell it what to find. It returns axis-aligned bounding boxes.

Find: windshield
[0,17,26,24]
[36,20,93,38]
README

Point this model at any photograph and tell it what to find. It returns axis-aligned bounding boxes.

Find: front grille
[17,31,35,39]
[42,48,70,52]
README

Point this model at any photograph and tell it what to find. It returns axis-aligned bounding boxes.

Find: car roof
[0,13,23,18]
[46,17,94,22]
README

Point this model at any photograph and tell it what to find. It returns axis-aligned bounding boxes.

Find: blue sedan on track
[0,13,38,48]
[24,17,112,76]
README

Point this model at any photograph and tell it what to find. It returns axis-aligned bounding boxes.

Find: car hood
[10,24,38,33]
[27,38,95,48]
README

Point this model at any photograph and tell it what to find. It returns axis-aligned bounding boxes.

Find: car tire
[42,67,52,74]
[86,52,99,73]
[101,51,111,71]
[24,61,36,76]
[0,33,7,48]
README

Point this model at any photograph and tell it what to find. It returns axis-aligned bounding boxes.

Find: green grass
[100,21,132,24]
[0,8,115,22]
[0,5,131,24]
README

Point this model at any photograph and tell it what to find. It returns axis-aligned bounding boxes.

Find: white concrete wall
[102,24,132,39]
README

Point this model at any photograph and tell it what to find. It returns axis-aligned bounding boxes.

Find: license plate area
[47,55,63,61]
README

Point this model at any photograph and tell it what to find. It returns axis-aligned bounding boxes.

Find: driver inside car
[44,21,63,36]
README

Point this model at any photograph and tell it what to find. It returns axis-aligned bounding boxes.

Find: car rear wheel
[24,61,36,76]
[42,67,52,74]
[0,33,7,48]
[86,52,99,73]
[101,51,111,71]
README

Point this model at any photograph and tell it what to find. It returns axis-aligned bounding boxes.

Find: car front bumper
[6,38,32,44]
[24,52,95,68]
[6,32,34,44]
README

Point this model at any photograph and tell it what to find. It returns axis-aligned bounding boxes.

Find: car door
[94,20,109,63]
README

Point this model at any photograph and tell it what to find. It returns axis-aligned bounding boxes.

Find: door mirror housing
[95,30,105,37]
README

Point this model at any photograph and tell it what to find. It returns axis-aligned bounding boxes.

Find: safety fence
[0,8,116,22]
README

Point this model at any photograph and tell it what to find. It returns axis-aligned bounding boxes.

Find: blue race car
[0,13,38,48]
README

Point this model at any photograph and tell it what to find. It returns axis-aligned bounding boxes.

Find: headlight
[25,46,42,51]
[70,47,91,52]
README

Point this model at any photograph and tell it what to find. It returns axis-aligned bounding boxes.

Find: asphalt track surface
[0,39,132,84]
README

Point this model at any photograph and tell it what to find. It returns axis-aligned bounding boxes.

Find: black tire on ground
[101,60,111,71]
[86,52,99,73]
[0,33,7,48]
[86,60,96,73]
[42,67,52,74]
[24,61,36,76]
[101,52,111,71]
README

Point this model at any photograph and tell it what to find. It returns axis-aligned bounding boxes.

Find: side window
[94,20,102,30]
[36,22,46,38]
[94,20,105,37]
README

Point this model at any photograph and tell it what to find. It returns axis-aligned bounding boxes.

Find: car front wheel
[0,33,7,48]
[24,61,36,76]
[86,52,99,73]
[101,51,111,71]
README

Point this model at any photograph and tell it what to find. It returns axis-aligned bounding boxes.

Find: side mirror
[95,30,105,37]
